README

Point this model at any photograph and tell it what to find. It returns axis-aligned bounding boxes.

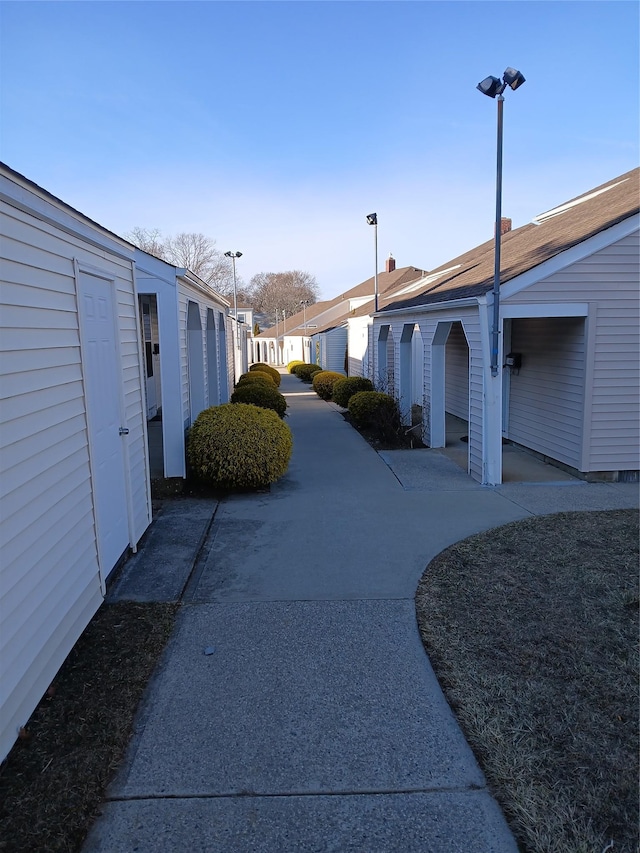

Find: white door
[79,272,129,579]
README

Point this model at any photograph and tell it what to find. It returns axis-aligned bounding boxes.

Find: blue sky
[1,1,638,299]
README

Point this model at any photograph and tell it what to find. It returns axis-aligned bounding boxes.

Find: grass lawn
[416,508,639,853]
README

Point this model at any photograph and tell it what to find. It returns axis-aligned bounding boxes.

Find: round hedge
[293,363,323,382]
[331,376,374,408]
[238,371,277,387]
[231,382,287,417]
[188,403,292,489]
[348,390,399,428]
[287,360,305,373]
[311,370,345,400]
[249,363,281,386]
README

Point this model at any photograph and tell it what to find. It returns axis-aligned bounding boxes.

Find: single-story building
[135,250,234,478]
[255,258,426,370]
[0,163,152,761]
[373,169,640,485]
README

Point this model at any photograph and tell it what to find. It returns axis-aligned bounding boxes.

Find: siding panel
[445,322,469,420]
[0,174,149,761]
[507,317,585,468]
[504,230,639,471]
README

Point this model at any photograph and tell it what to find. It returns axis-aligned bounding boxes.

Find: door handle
[119,427,129,436]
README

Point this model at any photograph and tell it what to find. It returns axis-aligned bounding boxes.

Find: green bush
[331,376,374,408]
[188,403,292,489]
[231,382,287,417]
[348,390,402,442]
[287,360,305,373]
[293,363,323,382]
[237,371,277,387]
[311,370,345,400]
[249,363,281,386]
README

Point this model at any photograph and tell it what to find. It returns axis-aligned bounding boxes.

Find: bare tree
[248,271,319,325]
[125,227,167,259]
[125,228,243,297]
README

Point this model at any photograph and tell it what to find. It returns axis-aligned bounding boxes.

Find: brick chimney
[495,217,512,236]
[385,254,396,273]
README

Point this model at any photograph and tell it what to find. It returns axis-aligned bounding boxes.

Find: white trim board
[501,303,589,319]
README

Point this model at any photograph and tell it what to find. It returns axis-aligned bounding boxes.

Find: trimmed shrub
[188,403,292,489]
[311,370,345,400]
[249,363,281,386]
[331,376,374,409]
[287,360,305,373]
[237,371,277,387]
[231,382,287,418]
[293,363,323,382]
[348,390,402,442]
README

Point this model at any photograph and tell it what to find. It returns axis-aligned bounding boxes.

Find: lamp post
[224,250,243,349]
[366,213,379,312]
[477,67,525,377]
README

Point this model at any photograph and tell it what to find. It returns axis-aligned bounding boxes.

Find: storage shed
[374,169,640,484]
[0,164,151,761]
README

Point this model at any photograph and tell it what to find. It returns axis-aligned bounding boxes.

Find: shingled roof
[381,168,639,313]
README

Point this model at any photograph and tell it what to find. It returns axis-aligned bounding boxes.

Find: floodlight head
[366,213,377,226]
[224,250,242,258]
[477,75,504,98]
[503,67,525,91]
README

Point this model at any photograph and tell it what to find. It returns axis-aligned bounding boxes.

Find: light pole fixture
[477,67,525,377]
[224,250,243,349]
[366,212,379,312]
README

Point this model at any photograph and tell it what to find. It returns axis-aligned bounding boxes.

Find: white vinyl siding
[505,230,639,472]
[445,322,469,420]
[178,283,232,429]
[463,319,484,483]
[0,174,149,762]
[322,327,348,374]
[507,317,585,468]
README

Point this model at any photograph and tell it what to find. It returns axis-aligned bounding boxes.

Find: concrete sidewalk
[86,373,638,853]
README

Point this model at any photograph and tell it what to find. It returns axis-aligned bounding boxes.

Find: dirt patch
[416,509,639,853]
[0,602,177,853]
[342,411,425,450]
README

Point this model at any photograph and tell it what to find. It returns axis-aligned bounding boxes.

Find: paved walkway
[88,373,638,853]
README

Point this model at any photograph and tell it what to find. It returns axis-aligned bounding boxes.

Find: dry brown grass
[416,509,639,853]
[0,602,177,853]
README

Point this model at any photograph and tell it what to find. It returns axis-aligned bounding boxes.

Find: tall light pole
[477,67,525,377]
[366,213,378,312]
[224,250,242,349]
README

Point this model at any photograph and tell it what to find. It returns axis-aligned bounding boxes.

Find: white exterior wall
[0,171,150,762]
[503,225,639,472]
[444,322,470,421]
[507,317,585,469]
[322,327,347,374]
[347,316,371,377]
[177,279,231,429]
